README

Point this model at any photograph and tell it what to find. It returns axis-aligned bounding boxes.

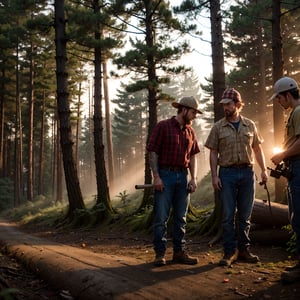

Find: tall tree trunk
[56,130,63,204]
[54,0,84,215]
[0,68,4,178]
[88,80,94,187]
[257,20,267,130]
[102,60,115,190]
[75,83,81,169]
[38,90,46,196]
[210,0,225,122]
[93,0,112,213]
[27,41,34,202]
[140,0,158,210]
[3,127,12,178]
[14,38,22,206]
[51,117,56,200]
[199,0,226,242]
[272,0,286,204]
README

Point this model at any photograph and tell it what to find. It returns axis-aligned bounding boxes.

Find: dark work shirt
[147,116,200,168]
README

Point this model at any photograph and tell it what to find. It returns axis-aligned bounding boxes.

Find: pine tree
[223,0,273,130]
[113,0,192,208]
[54,0,85,216]
[112,85,148,180]
[66,0,125,216]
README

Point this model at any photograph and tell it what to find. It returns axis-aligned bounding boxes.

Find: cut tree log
[250,199,291,245]
[250,227,291,245]
[252,198,289,228]
[206,198,290,246]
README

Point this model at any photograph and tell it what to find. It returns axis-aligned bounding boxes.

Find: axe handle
[135,184,154,189]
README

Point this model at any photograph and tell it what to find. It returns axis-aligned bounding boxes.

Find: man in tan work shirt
[205,88,268,267]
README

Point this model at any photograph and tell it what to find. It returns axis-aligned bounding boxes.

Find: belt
[223,163,252,169]
[159,165,187,172]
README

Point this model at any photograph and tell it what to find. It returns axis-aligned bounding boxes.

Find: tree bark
[102,60,115,189]
[140,0,159,210]
[27,40,34,202]
[272,0,286,203]
[250,228,291,245]
[54,0,84,215]
[93,0,112,213]
[0,68,4,178]
[14,37,22,206]
[38,90,45,196]
[210,0,225,122]
[252,198,289,228]
[250,199,291,244]
[56,133,63,204]
[203,0,226,238]
[257,20,267,131]
[75,84,81,170]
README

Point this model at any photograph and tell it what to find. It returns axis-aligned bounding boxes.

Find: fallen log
[205,199,290,246]
[250,227,291,245]
[250,199,291,245]
[252,198,289,228]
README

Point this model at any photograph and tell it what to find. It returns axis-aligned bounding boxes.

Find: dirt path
[0,219,300,299]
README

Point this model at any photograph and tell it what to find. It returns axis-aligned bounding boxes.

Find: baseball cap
[172,96,202,114]
[270,76,299,100]
[219,88,241,104]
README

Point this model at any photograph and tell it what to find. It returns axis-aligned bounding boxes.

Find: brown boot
[238,249,259,263]
[172,251,198,265]
[219,252,237,267]
[154,253,166,266]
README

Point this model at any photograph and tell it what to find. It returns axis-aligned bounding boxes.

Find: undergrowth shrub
[0,177,14,210]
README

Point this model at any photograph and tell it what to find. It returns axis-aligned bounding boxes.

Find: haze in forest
[1,0,299,212]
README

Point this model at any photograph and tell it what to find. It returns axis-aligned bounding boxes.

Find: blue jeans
[153,169,189,254]
[287,160,300,255]
[219,166,255,254]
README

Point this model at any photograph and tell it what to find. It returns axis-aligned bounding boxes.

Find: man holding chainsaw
[147,96,201,266]
[270,77,300,283]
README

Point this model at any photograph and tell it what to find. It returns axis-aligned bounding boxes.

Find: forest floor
[0,218,300,299]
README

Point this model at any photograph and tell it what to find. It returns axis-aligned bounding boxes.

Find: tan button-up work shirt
[205,116,263,167]
[284,105,300,150]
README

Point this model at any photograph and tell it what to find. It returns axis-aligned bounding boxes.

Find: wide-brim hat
[172,96,202,114]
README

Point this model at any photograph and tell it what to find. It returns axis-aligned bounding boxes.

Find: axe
[135,184,192,193]
[135,184,154,189]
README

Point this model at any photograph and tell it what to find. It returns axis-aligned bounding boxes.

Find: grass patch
[0,171,279,237]
[0,196,67,227]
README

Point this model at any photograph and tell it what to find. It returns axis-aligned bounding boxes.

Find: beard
[183,113,192,125]
[225,108,236,119]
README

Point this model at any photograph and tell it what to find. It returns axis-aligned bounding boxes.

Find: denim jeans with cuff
[219,166,255,255]
[153,168,189,255]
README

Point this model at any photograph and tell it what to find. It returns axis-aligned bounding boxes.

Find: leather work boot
[172,251,199,265]
[219,251,237,267]
[154,253,166,266]
[237,249,259,263]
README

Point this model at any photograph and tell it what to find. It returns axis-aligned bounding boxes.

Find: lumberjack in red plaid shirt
[147,96,202,267]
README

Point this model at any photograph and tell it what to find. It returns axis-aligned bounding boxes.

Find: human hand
[260,170,268,183]
[188,178,197,193]
[271,152,285,165]
[212,175,222,190]
[153,176,164,192]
